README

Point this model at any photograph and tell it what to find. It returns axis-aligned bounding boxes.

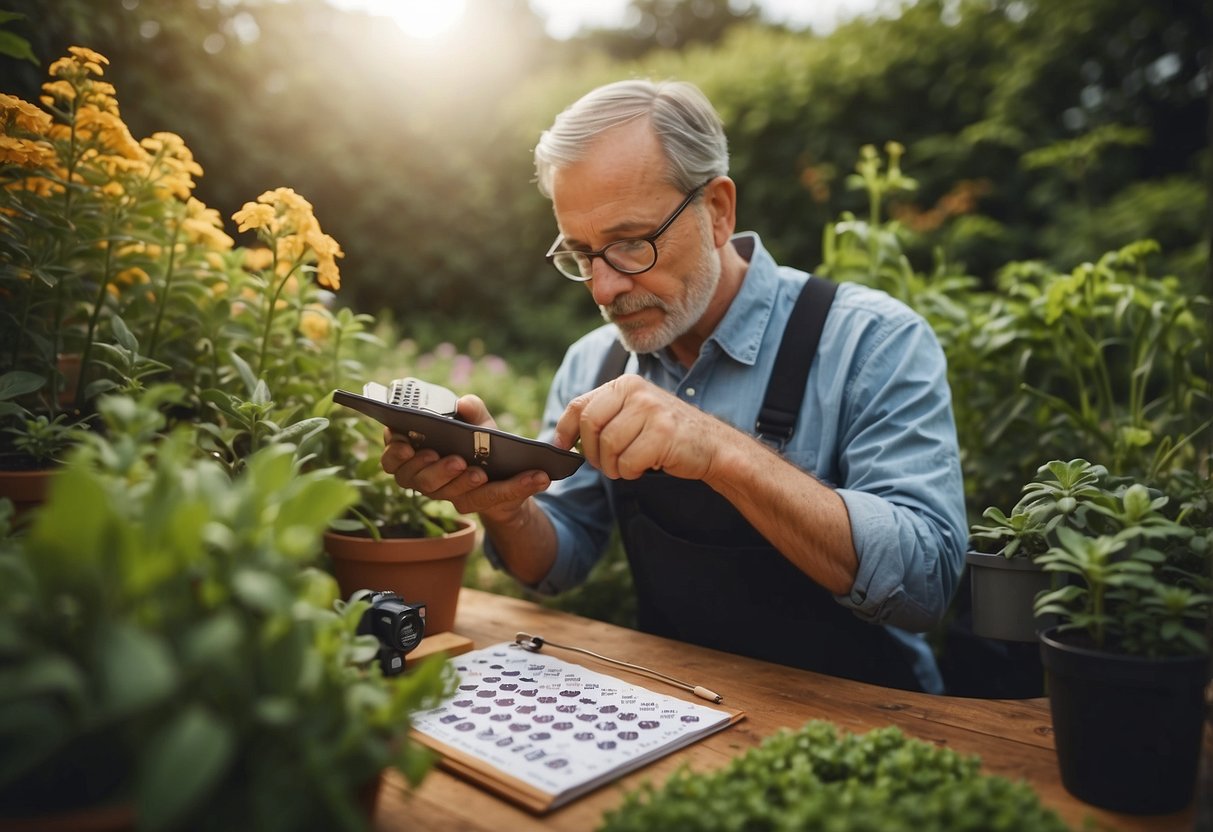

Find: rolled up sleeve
[828,311,967,631]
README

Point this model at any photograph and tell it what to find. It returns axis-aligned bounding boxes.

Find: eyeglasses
[545,180,712,282]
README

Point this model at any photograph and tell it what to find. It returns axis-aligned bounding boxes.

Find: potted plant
[0,390,453,830]
[322,407,476,636]
[967,458,1111,641]
[0,46,231,514]
[1032,465,1211,814]
[0,370,90,515]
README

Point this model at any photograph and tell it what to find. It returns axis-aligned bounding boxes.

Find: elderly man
[382,79,967,693]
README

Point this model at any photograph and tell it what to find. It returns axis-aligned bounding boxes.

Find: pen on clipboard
[513,632,724,704]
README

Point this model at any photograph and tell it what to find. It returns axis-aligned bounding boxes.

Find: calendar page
[410,642,740,812]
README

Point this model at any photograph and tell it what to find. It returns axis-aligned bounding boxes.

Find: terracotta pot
[56,353,82,407]
[323,520,476,635]
[0,467,56,518]
[0,803,135,832]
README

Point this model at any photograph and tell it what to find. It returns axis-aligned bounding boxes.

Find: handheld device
[333,377,584,481]
[363,377,459,418]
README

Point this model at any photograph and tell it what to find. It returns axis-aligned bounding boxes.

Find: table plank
[374,589,1196,832]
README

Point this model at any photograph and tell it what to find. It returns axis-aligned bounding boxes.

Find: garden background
[2,0,1209,622]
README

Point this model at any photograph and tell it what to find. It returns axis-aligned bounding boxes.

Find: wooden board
[406,631,475,667]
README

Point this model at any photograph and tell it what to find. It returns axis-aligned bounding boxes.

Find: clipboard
[409,643,745,813]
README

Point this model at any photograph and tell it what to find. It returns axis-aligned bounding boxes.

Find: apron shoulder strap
[755,276,838,449]
[594,337,632,389]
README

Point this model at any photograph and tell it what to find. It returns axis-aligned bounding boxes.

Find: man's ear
[704,176,737,248]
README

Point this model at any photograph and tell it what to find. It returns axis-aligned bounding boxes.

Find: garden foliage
[4,0,1205,364]
[599,720,1072,832]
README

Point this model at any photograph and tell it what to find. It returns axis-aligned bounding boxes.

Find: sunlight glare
[337,0,467,40]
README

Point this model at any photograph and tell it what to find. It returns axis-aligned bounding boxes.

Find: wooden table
[374,588,1195,832]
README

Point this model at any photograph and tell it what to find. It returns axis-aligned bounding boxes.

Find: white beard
[600,232,720,354]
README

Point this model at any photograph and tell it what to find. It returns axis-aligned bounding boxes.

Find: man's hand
[552,375,728,482]
[380,394,550,520]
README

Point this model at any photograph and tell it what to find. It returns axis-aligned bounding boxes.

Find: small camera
[356,590,426,676]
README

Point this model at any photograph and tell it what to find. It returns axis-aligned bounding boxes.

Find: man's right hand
[379,393,552,521]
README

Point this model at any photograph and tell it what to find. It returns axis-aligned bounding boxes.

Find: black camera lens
[356,591,427,675]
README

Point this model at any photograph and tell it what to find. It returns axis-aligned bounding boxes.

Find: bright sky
[529,0,889,39]
[323,0,890,41]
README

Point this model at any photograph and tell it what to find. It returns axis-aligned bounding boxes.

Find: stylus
[513,632,724,704]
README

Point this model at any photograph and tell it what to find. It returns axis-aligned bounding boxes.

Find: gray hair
[534,79,729,198]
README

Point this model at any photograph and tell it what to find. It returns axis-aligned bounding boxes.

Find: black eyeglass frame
[544,179,714,282]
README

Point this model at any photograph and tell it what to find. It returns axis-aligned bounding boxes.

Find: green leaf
[273,416,329,446]
[110,314,139,352]
[137,707,234,831]
[0,370,46,401]
[0,30,37,65]
[96,624,177,719]
[230,350,258,395]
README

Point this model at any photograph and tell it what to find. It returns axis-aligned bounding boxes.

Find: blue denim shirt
[487,232,967,692]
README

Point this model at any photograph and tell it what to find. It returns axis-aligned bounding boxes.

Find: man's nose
[588,256,635,307]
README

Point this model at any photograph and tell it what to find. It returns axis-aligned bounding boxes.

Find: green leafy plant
[1033,470,1211,657]
[0,370,89,466]
[599,720,1071,832]
[970,459,1113,560]
[0,390,453,829]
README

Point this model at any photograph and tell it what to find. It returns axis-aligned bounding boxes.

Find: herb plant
[0,390,453,829]
[1033,474,1211,657]
[970,459,1112,560]
[599,720,1070,832]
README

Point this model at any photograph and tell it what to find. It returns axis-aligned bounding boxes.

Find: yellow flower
[305,228,342,260]
[6,176,61,197]
[143,132,204,189]
[316,256,341,291]
[299,306,331,342]
[67,46,110,69]
[242,247,273,271]
[233,202,275,232]
[0,135,55,167]
[114,267,150,286]
[183,216,234,251]
[276,233,307,264]
[40,79,76,103]
[0,93,53,135]
[183,197,231,244]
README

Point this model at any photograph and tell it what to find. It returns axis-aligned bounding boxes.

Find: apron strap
[594,338,632,388]
[755,276,837,449]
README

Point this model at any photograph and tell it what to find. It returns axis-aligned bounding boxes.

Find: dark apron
[600,277,924,691]
[609,473,923,690]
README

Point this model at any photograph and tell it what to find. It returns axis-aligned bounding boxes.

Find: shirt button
[685,387,696,397]
[850,589,866,604]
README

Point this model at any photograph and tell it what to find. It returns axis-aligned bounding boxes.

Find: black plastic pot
[1039,627,1209,814]
[965,551,1054,642]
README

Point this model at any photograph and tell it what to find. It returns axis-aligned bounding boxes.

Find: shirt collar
[707,232,779,367]
[636,231,780,375]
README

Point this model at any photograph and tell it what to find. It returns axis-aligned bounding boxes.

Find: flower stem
[256,253,301,378]
[76,225,115,410]
[147,217,182,359]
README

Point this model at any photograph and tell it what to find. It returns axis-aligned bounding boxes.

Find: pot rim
[323,517,477,542]
[1038,626,1210,668]
[965,550,1044,571]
